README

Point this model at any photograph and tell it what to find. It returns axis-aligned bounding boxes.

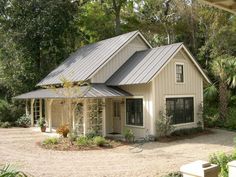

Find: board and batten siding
[154,49,204,131]
[119,83,154,138]
[91,36,149,83]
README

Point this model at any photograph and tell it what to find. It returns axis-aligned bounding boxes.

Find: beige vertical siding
[119,83,153,138]
[154,49,203,131]
[91,36,149,83]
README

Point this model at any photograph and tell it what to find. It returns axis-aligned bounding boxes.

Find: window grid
[126,99,143,126]
[176,64,184,83]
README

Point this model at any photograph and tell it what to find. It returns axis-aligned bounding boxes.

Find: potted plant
[38,118,46,132]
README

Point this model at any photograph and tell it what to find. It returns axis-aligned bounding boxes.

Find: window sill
[173,122,195,127]
[125,124,145,129]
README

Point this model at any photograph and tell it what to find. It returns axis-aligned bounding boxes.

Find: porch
[15,84,131,137]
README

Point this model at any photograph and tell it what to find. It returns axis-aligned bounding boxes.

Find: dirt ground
[0,128,235,177]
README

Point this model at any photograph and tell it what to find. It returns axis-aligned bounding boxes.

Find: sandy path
[0,128,235,177]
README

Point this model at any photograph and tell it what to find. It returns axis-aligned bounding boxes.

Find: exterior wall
[154,49,204,132]
[51,100,70,128]
[118,83,154,138]
[91,36,149,83]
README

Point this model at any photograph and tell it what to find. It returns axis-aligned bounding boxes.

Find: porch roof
[14,84,132,99]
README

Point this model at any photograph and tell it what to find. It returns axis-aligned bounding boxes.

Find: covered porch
[14,84,131,137]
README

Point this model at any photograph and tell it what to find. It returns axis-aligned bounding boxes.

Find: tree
[210,55,236,120]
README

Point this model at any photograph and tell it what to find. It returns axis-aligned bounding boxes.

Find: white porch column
[39,99,42,120]
[48,99,54,132]
[30,99,35,127]
[83,99,88,135]
[102,98,106,137]
[25,100,29,116]
[228,161,236,177]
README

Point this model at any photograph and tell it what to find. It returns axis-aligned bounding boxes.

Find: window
[126,98,143,126]
[176,64,184,83]
[166,97,194,124]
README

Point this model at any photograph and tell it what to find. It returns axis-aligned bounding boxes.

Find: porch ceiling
[14,84,132,99]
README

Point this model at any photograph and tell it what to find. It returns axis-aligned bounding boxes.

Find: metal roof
[37,31,150,86]
[107,43,183,85]
[14,84,132,99]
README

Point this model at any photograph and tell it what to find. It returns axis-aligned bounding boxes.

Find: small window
[166,97,194,124]
[176,64,184,83]
[126,98,143,126]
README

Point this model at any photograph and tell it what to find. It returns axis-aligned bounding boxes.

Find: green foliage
[42,137,59,145]
[93,136,107,147]
[163,172,182,177]
[37,118,46,128]
[224,107,236,130]
[16,114,31,128]
[68,131,78,142]
[123,129,135,142]
[170,127,203,137]
[0,121,11,128]
[0,164,27,177]
[209,151,236,177]
[156,111,175,137]
[203,104,220,128]
[76,136,92,146]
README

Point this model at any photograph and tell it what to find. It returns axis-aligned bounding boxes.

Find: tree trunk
[115,11,121,35]
[219,80,228,121]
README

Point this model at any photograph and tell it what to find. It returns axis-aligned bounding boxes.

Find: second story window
[176,64,184,83]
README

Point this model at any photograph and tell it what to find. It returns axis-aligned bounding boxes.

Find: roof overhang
[14,84,132,99]
[201,0,236,14]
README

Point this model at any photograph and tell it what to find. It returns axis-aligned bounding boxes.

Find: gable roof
[37,31,151,86]
[106,43,211,86]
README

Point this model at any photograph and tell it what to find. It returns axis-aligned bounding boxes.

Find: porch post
[83,99,88,135]
[30,99,35,127]
[39,99,42,120]
[102,98,106,137]
[25,100,29,116]
[48,99,54,132]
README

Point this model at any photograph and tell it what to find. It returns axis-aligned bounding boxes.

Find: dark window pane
[166,97,194,124]
[126,99,143,126]
[176,64,184,82]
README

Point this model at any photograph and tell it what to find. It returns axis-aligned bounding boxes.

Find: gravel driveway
[0,128,235,177]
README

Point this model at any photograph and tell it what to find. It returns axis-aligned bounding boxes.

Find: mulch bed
[38,138,124,151]
[157,129,213,142]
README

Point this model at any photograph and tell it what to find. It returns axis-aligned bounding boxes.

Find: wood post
[30,99,35,127]
[83,99,88,135]
[39,99,42,120]
[25,100,29,116]
[48,99,54,132]
[102,98,106,137]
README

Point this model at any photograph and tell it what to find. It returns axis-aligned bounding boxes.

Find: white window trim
[125,96,145,128]
[175,62,185,84]
[164,95,196,125]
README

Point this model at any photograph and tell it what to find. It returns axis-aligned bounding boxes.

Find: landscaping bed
[39,136,123,151]
[157,128,213,142]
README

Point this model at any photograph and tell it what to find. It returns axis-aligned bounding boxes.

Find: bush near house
[16,114,31,128]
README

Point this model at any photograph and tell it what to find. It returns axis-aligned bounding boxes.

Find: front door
[113,100,121,133]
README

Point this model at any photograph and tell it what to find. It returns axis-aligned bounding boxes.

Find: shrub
[156,111,174,137]
[93,136,107,147]
[123,129,135,143]
[0,164,27,177]
[56,124,69,138]
[208,137,236,177]
[163,172,183,177]
[0,121,11,128]
[224,107,236,130]
[76,136,92,146]
[171,127,203,137]
[86,130,97,139]
[68,131,78,143]
[38,117,46,128]
[16,114,31,127]
[42,137,59,145]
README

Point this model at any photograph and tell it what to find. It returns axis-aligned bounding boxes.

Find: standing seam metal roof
[106,43,183,86]
[37,31,140,86]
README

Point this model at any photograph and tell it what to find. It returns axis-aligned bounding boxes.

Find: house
[15,31,211,138]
